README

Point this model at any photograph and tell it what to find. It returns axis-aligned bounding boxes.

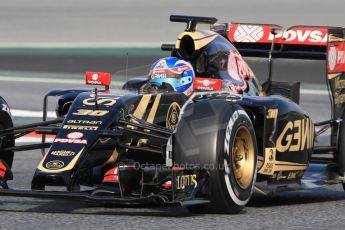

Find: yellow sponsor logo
[267,108,278,119]
[45,160,64,169]
[276,118,314,152]
[67,120,102,125]
[166,102,180,130]
[176,174,197,189]
[73,109,109,116]
[82,98,117,106]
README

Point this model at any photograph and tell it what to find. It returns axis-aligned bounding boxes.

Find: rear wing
[213,23,345,119]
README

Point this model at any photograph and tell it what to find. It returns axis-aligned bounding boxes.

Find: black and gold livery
[0,15,344,214]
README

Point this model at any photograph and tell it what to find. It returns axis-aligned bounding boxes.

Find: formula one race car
[0,15,345,214]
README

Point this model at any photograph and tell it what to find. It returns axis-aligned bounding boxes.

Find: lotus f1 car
[0,15,345,214]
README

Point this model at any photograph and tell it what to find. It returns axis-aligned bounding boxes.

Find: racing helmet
[145,57,195,96]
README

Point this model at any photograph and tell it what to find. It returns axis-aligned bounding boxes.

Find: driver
[140,57,195,96]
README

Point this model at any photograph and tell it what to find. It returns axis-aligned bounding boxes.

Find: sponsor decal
[226,50,255,92]
[67,132,84,139]
[63,125,98,131]
[228,24,328,46]
[103,166,119,183]
[328,46,337,71]
[176,174,197,189]
[166,102,180,130]
[54,138,87,144]
[228,50,255,82]
[51,151,75,156]
[258,148,308,176]
[85,72,111,86]
[193,77,222,91]
[151,73,167,79]
[233,25,264,42]
[67,120,102,125]
[0,160,8,178]
[82,98,117,106]
[38,148,84,172]
[150,60,192,79]
[271,171,305,181]
[276,118,314,152]
[258,148,276,175]
[266,108,278,119]
[46,160,64,170]
[73,109,109,116]
[328,42,345,73]
[154,60,167,70]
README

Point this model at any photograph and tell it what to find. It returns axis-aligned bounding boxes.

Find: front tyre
[220,110,257,211]
[174,101,257,213]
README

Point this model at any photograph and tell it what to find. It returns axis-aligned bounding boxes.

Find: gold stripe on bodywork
[105,148,119,164]
[328,34,345,43]
[258,148,307,175]
[273,164,307,171]
[37,147,84,173]
[146,94,162,123]
[133,94,152,119]
[175,30,218,50]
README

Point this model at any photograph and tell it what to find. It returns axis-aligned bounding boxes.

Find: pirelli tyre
[173,100,257,214]
[0,97,14,168]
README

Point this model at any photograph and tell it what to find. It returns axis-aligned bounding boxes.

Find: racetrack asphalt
[0,0,344,229]
[3,148,345,230]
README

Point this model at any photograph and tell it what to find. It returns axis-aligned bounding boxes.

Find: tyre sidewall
[212,107,257,208]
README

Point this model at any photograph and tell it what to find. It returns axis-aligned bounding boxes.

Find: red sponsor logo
[102,165,138,183]
[67,132,84,139]
[0,161,7,178]
[328,42,345,73]
[228,50,255,82]
[103,166,119,183]
[232,25,264,42]
[193,78,222,91]
[226,50,255,92]
[85,72,111,86]
[54,138,87,144]
[228,24,328,46]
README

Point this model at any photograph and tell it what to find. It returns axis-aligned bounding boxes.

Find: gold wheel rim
[231,126,255,189]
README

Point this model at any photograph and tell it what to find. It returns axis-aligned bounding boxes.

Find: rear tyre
[174,100,257,214]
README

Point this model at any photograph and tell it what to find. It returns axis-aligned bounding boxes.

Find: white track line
[0,76,124,87]
[11,109,56,118]
[0,42,161,48]
[0,75,329,95]
[16,138,54,144]
[300,89,328,95]
[0,76,83,84]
